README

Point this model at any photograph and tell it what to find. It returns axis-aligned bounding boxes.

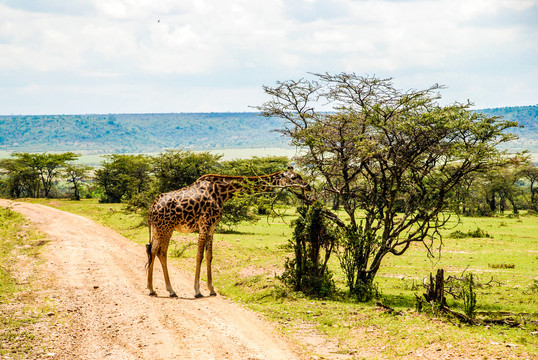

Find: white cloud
[0,0,536,113]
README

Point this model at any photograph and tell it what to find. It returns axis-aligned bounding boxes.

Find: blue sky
[0,0,536,114]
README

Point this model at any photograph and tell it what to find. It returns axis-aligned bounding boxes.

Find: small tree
[0,156,40,197]
[519,162,538,211]
[95,154,151,203]
[152,149,222,193]
[64,163,92,200]
[462,273,477,320]
[0,152,78,198]
[337,222,379,301]
[280,201,337,297]
[259,73,517,299]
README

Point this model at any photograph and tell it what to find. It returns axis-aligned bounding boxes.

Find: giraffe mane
[197,171,284,181]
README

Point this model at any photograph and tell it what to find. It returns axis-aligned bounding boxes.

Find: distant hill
[0,106,536,153]
[0,113,288,153]
[475,105,538,152]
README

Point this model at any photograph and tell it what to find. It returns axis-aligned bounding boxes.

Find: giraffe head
[274,166,312,203]
[279,166,311,191]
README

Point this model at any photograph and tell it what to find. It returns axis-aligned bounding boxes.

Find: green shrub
[462,273,478,320]
[450,227,491,239]
[279,202,337,298]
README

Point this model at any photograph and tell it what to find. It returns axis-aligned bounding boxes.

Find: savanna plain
[1,196,536,359]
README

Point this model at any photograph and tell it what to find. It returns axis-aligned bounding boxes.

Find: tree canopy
[0,152,78,198]
[95,154,152,203]
[258,73,518,298]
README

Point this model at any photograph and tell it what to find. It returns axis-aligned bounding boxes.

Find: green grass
[0,206,50,358]
[31,198,538,358]
[0,208,23,298]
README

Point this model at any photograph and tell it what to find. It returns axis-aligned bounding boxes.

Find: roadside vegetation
[0,206,50,358]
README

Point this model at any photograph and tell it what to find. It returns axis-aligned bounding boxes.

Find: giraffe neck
[198,172,285,204]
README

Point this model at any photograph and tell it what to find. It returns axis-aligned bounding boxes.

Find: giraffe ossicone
[146,167,310,298]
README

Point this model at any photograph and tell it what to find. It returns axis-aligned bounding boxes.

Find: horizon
[2,103,537,117]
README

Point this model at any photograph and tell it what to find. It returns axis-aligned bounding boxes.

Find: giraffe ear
[284,165,294,179]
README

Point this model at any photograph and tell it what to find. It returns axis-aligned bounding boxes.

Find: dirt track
[1,200,302,360]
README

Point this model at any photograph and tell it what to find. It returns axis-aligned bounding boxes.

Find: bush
[337,223,381,302]
[450,227,491,239]
[217,196,259,232]
[279,202,337,298]
[462,273,478,319]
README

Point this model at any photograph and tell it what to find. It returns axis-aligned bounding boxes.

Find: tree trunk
[499,195,506,214]
[509,196,518,215]
[424,269,446,306]
[530,187,538,211]
[73,183,80,201]
[332,194,340,210]
[487,193,496,213]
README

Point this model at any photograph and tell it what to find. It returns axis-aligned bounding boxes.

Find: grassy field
[20,199,538,358]
[0,206,51,358]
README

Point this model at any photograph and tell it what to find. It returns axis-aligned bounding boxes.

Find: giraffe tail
[146,220,153,270]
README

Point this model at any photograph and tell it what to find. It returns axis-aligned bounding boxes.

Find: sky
[0,0,536,115]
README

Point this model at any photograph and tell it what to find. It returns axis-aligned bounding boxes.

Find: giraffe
[146,166,310,298]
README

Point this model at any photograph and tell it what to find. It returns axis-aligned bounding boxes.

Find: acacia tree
[33,152,79,198]
[64,163,92,200]
[0,152,78,198]
[258,73,517,299]
[519,162,538,211]
[0,156,40,197]
[95,154,151,203]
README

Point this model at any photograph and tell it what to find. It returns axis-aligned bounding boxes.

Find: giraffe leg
[157,252,177,298]
[205,235,217,296]
[194,235,206,298]
[147,245,157,296]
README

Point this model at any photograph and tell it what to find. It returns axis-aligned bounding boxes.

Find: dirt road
[1,200,302,360]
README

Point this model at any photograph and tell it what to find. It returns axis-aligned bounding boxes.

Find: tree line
[0,151,292,228]
[1,149,536,216]
[0,152,90,200]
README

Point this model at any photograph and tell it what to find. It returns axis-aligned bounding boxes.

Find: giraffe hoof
[209,292,217,297]
[194,293,204,298]
[149,291,157,297]
[170,293,178,298]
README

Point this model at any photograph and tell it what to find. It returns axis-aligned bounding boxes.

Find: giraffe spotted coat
[146,168,310,298]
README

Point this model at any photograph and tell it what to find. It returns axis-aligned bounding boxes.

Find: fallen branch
[376,302,403,315]
[440,305,475,325]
